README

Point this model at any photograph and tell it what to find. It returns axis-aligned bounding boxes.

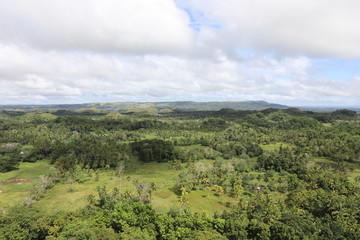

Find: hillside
[0,100,287,112]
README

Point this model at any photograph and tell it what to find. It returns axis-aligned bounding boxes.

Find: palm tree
[116,161,125,193]
[149,182,157,200]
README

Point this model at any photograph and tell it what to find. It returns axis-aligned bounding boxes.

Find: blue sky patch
[312,59,360,82]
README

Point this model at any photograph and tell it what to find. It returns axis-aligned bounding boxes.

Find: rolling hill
[0,100,287,112]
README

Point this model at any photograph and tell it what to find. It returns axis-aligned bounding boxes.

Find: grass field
[0,160,54,205]
[1,160,235,216]
[35,161,237,215]
[2,155,358,215]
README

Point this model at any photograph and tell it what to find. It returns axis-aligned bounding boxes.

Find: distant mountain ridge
[0,101,288,111]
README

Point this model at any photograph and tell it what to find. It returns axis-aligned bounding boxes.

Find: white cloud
[0,0,194,54]
[0,0,359,106]
[189,0,360,58]
[0,43,359,106]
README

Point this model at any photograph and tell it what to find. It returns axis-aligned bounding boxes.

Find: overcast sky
[0,0,359,106]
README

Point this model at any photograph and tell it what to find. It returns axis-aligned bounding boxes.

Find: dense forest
[0,107,359,239]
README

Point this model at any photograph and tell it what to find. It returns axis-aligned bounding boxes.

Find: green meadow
[1,160,236,215]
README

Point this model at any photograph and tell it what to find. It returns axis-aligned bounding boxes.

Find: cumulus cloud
[189,0,360,58]
[0,0,194,54]
[0,0,359,106]
[1,43,359,105]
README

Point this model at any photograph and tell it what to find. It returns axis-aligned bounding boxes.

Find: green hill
[0,100,287,112]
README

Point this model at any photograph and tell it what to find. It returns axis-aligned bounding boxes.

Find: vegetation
[0,100,287,112]
[0,107,359,239]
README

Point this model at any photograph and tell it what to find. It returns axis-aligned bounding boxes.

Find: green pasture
[2,156,358,216]
[37,161,236,215]
[0,160,53,205]
[1,160,236,216]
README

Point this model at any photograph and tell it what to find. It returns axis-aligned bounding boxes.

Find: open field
[0,160,53,205]
[0,160,236,215]
[3,156,358,216]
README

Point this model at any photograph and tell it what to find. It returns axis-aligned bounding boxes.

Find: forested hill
[0,100,287,111]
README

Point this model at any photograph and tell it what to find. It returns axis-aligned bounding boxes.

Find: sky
[0,0,359,107]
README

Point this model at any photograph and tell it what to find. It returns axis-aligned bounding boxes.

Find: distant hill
[299,106,360,113]
[0,101,288,112]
